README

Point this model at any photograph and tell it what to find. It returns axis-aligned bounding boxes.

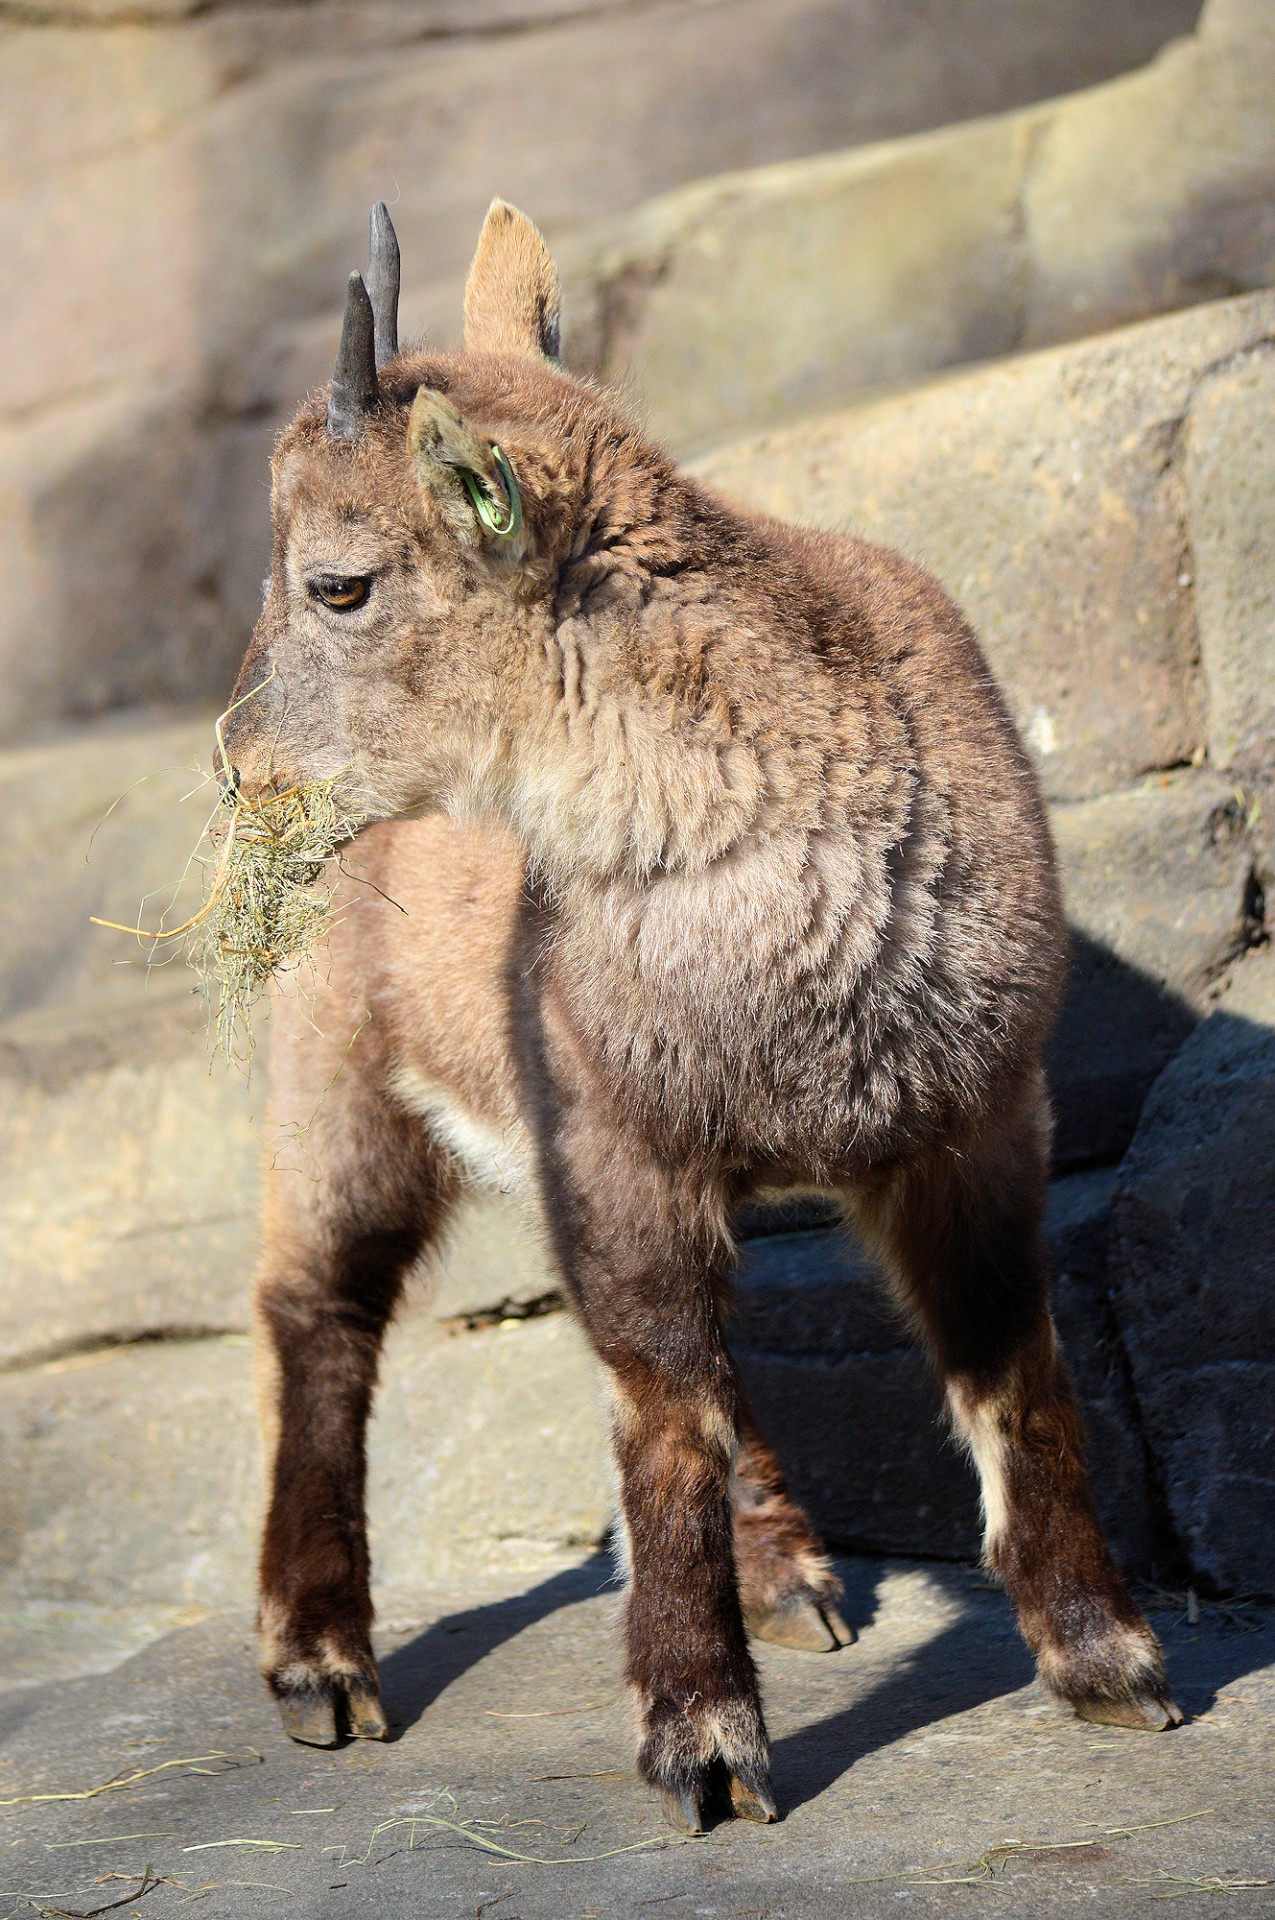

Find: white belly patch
[390,1068,532,1194]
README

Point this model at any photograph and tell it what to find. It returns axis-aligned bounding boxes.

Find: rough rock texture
[1049,770,1260,1166]
[0,399,263,743]
[1,1575,1272,1920]
[0,1162,1161,1634]
[1047,1170,1165,1575]
[732,1169,1158,1572]
[0,714,220,1023]
[732,1231,980,1563]
[0,1290,611,1619]
[1,0,1272,1659]
[0,1336,260,1614]
[566,112,1042,457]
[0,1001,260,1370]
[1108,949,1275,1593]
[566,0,1271,452]
[0,0,1198,742]
[1184,351,1275,771]
[695,294,1275,802]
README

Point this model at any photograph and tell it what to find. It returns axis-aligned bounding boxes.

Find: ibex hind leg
[255,1057,459,1748]
[853,1084,1181,1732]
[732,1413,855,1653]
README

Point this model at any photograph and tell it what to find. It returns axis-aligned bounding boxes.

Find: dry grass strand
[185,780,360,1067]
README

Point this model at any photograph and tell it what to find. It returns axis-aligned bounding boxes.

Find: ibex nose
[218,658,285,801]
[225,745,287,804]
[216,725,278,803]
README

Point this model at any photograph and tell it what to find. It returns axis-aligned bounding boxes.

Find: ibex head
[220,197,646,840]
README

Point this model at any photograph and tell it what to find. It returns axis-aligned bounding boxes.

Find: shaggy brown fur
[225,200,1180,1831]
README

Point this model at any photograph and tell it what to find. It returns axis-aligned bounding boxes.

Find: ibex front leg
[540,1107,773,1832]
[255,1066,456,1747]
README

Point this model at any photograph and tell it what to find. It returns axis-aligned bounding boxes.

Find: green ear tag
[460,445,523,540]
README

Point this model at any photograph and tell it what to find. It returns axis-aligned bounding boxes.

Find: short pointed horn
[367,201,400,367]
[327,271,378,438]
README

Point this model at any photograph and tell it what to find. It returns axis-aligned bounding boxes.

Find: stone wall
[0,0,1200,745]
[565,0,1272,452]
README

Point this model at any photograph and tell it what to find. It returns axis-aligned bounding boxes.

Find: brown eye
[310,574,370,611]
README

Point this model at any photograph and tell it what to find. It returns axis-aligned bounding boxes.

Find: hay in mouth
[93,777,360,1067]
[187,779,360,1064]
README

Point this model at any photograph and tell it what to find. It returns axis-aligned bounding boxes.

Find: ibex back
[222,199,1180,1832]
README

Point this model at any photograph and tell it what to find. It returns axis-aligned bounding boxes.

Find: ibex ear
[408,386,526,554]
[463,199,561,360]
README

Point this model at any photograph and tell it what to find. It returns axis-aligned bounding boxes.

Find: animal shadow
[376,1554,617,1739]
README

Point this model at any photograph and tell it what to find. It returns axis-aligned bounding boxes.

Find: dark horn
[367,201,401,367]
[327,271,378,438]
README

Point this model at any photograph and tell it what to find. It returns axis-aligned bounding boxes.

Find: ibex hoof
[274,1683,339,1748]
[1074,1692,1184,1731]
[271,1672,389,1746]
[750,1595,856,1653]
[345,1678,390,1739]
[660,1783,705,1834]
[656,1757,780,1833]
[728,1770,780,1824]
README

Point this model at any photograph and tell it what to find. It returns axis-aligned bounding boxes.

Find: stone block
[1108,948,1275,1591]
[695,300,1275,800]
[0,0,1202,739]
[567,0,1270,454]
[1048,1168,1163,1574]
[565,112,1035,457]
[370,1308,611,1593]
[0,714,222,1024]
[1021,0,1275,353]
[0,1336,260,1612]
[735,1344,982,1562]
[4,0,1197,429]
[0,999,262,1370]
[1049,770,1259,1165]
[0,1304,611,1616]
[0,395,256,739]
[1184,353,1275,771]
[731,1225,896,1359]
[1131,1362,1275,1596]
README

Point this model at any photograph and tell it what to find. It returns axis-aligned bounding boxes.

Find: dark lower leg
[532,1079,775,1830]
[863,1092,1179,1730]
[254,1070,456,1748]
[732,1415,854,1651]
[613,1382,774,1828]
[256,1228,418,1745]
[948,1327,1180,1727]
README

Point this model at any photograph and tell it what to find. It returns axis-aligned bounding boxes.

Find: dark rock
[735,1343,982,1561]
[1049,770,1258,1168]
[1108,950,1275,1591]
[731,1226,897,1359]
[1048,1169,1164,1574]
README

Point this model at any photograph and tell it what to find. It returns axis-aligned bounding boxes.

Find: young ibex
[222,200,1180,1832]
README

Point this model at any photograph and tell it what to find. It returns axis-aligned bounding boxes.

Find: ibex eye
[310,574,370,611]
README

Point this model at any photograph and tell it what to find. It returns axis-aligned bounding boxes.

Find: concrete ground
[0,1558,1270,1919]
